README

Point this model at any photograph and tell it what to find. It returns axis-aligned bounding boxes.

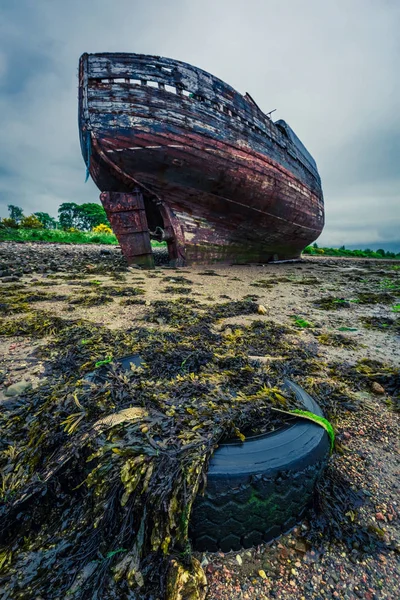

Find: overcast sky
[0,0,399,248]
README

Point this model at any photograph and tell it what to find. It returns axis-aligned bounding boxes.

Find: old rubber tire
[189,380,330,552]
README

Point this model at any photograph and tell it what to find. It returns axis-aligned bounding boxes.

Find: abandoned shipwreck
[79,53,324,267]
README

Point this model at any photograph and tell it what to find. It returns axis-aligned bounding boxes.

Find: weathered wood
[79,53,324,266]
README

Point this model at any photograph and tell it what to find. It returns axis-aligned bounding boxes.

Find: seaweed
[120,298,146,306]
[357,292,395,304]
[0,310,78,337]
[314,296,350,310]
[250,279,273,289]
[162,286,192,295]
[305,462,386,553]
[360,316,399,333]
[69,293,114,307]
[317,332,358,348]
[198,270,220,276]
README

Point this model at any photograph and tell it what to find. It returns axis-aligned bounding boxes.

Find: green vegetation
[291,315,313,328]
[303,243,400,259]
[0,227,119,244]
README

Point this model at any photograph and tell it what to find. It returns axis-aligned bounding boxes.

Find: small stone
[4,380,32,397]
[200,556,209,567]
[295,541,307,553]
[343,431,351,440]
[1,275,20,283]
[258,569,267,579]
[257,305,268,315]
[236,555,242,566]
[100,249,112,256]
[371,382,385,395]
[375,512,385,521]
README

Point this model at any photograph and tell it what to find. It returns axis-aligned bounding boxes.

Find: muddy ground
[0,242,399,599]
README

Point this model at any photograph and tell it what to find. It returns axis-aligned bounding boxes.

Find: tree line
[1,203,110,231]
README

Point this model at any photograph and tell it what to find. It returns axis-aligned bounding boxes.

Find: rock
[4,380,32,397]
[100,249,112,256]
[258,570,267,579]
[295,540,307,553]
[1,275,20,282]
[375,512,385,521]
[257,304,268,315]
[371,382,385,395]
[236,555,242,566]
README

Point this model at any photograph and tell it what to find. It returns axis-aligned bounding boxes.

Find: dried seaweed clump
[317,332,358,348]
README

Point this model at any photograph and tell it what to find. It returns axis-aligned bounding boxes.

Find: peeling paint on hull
[78,53,324,266]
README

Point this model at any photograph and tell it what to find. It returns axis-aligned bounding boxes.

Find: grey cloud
[0,0,399,249]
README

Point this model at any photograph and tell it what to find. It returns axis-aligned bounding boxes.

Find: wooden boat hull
[79,53,324,266]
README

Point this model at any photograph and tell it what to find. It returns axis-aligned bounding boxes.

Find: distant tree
[313,242,318,249]
[339,245,346,251]
[75,203,110,231]
[376,249,385,257]
[20,215,44,229]
[8,205,24,224]
[58,202,79,230]
[34,212,57,229]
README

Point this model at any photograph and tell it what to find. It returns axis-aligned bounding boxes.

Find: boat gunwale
[80,52,319,177]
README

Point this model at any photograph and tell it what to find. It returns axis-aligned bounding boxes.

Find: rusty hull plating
[78,52,324,267]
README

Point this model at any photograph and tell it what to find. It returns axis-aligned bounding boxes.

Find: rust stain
[78,52,324,267]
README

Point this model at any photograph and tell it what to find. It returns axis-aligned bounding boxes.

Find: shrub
[92,223,113,235]
[20,215,44,229]
[1,217,19,228]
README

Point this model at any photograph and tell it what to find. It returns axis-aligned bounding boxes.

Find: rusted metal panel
[78,53,324,266]
[100,191,154,268]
